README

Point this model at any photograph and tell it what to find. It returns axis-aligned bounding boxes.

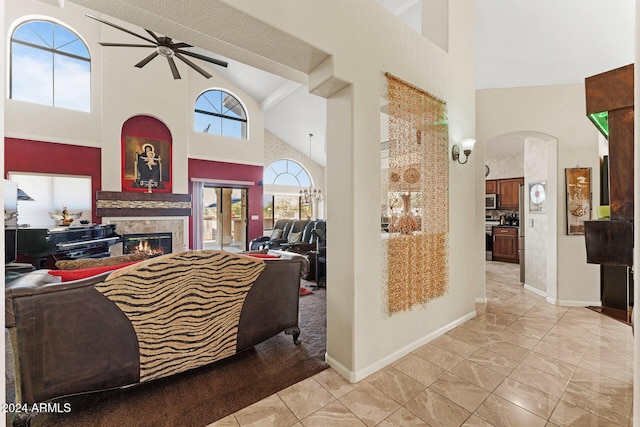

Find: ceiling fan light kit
[86,14,228,80]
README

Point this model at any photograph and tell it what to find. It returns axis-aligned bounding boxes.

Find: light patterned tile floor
[208,261,634,427]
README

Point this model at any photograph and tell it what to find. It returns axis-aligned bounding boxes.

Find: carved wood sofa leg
[285,326,301,345]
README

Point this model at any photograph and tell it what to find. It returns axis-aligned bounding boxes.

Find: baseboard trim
[556,299,602,307]
[325,354,357,383]
[475,297,487,303]
[522,284,599,308]
[326,310,477,383]
[524,284,546,298]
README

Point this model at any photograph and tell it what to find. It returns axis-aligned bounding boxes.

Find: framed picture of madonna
[121,116,173,193]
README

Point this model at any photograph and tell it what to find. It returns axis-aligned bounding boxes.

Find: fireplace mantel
[96,191,191,217]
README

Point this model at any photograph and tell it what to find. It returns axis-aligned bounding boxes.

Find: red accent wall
[5,138,101,224]
[188,158,263,248]
[5,138,265,248]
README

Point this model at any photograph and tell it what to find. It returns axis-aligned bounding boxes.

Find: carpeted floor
[6,282,326,427]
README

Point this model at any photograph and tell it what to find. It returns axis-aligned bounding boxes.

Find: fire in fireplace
[123,233,172,256]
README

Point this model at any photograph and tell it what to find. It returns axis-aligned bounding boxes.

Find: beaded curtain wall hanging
[383,73,449,314]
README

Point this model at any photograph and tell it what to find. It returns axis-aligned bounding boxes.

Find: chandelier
[299,133,324,205]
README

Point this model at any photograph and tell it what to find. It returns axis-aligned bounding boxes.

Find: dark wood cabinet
[485,180,497,194]
[584,64,634,323]
[492,226,519,263]
[600,266,633,321]
[497,178,524,209]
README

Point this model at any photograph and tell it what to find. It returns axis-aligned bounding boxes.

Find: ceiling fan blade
[171,42,192,49]
[86,14,157,45]
[99,43,156,48]
[135,51,159,68]
[145,29,160,43]
[175,53,212,79]
[175,50,228,68]
[167,57,181,79]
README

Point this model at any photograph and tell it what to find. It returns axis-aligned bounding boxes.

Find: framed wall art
[565,167,591,235]
[121,115,173,193]
[528,181,546,212]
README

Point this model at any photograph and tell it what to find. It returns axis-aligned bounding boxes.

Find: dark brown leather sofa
[5,250,302,424]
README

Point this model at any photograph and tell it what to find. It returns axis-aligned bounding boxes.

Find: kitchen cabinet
[492,226,519,263]
[498,178,524,209]
[485,180,497,194]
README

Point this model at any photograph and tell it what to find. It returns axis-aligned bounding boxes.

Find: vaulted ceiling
[70,0,635,165]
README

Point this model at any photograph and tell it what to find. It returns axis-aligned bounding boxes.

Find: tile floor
[209,261,634,427]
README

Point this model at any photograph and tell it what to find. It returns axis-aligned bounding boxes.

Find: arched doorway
[485,131,558,301]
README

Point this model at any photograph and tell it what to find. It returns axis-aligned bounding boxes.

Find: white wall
[4,0,266,196]
[477,84,601,306]
[523,136,558,300]
[203,0,478,379]
[485,152,524,179]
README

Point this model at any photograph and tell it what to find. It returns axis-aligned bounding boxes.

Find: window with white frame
[263,159,311,187]
[10,19,91,112]
[8,172,92,228]
[194,89,247,138]
[262,159,313,227]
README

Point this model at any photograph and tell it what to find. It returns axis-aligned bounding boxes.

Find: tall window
[10,20,91,112]
[194,89,247,138]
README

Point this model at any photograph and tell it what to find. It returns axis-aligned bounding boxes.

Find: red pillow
[245,254,281,259]
[48,261,140,282]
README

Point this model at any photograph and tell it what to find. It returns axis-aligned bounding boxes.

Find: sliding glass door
[202,186,247,252]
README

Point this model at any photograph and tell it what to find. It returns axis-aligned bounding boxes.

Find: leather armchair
[282,220,323,254]
[250,219,314,251]
[249,219,294,250]
[282,220,326,281]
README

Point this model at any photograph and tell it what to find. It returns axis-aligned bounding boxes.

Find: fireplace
[123,233,173,256]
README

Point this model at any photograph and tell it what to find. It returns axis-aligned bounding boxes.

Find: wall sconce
[451,138,476,165]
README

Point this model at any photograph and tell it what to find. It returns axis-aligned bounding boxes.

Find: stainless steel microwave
[485,194,497,209]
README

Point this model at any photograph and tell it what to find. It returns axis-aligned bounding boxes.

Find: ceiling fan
[86,14,228,80]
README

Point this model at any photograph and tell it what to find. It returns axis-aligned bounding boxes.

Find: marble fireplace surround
[96,191,191,256]
[104,217,188,256]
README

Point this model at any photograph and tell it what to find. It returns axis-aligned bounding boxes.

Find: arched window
[194,89,247,138]
[10,19,91,112]
[262,159,314,223]
[263,159,311,187]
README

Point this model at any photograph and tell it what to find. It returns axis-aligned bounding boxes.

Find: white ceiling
[478,0,634,159]
[476,0,635,90]
[71,1,635,165]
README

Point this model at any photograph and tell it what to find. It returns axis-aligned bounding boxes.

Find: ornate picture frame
[122,136,172,193]
[565,167,591,235]
[121,115,173,194]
